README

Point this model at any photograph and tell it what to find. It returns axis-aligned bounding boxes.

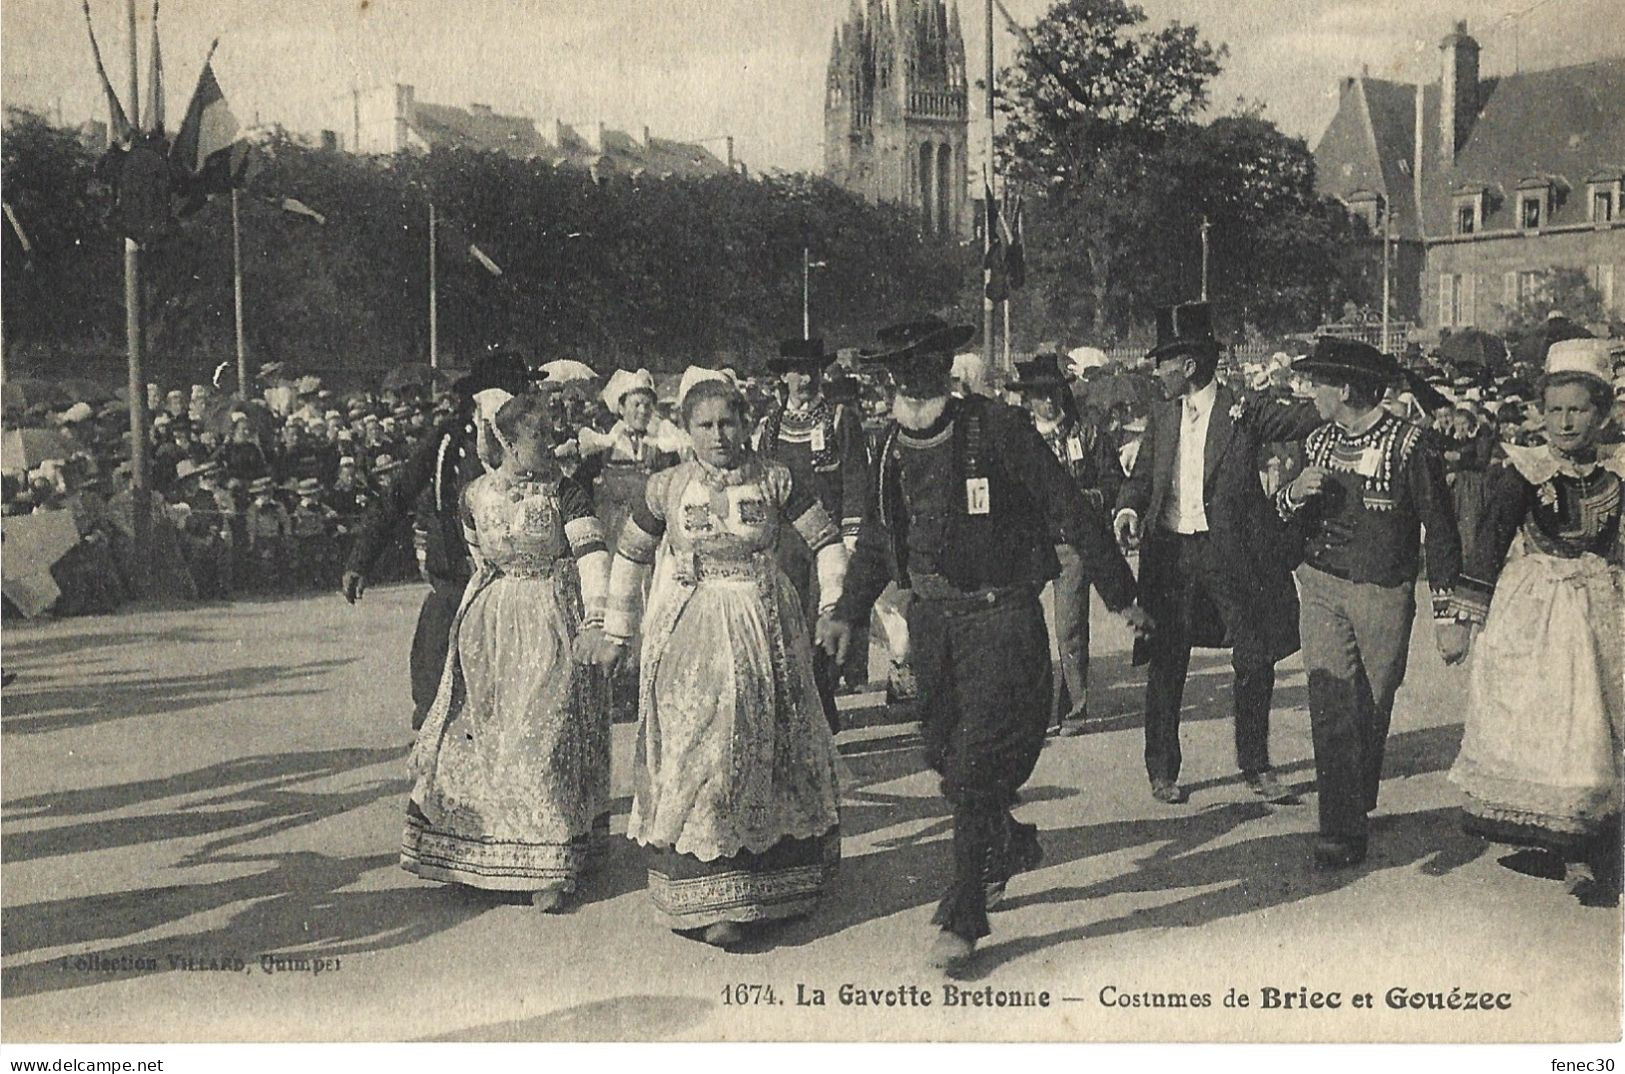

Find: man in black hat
[1112,302,1319,807]
[1010,352,1121,736]
[1277,337,1465,868]
[756,337,872,727]
[818,316,1150,972]
[341,349,534,728]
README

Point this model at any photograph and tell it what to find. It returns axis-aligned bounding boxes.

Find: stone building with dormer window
[1314,20,1623,334]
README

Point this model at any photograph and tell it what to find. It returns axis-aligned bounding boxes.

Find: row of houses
[1314,19,1624,335]
[315,83,737,181]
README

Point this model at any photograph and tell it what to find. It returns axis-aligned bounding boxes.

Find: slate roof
[1314,56,1625,241]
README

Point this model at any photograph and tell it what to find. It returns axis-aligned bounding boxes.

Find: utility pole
[1199,215,1211,302]
[122,0,153,596]
[428,202,439,368]
[232,189,247,396]
[802,246,811,339]
[1381,209,1393,354]
[982,0,995,373]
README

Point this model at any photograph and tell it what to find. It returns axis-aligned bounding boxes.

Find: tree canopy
[2,111,969,382]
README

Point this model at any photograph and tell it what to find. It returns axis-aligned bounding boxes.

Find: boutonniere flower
[1229,403,1245,421]
[1536,481,1559,508]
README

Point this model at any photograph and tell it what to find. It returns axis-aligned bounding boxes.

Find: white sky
[2,0,1618,175]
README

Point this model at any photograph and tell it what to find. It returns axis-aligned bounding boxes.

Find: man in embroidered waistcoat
[1276,337,1466,868]
[1113,303,1321,808]
[817,317,1151,973]
[758,337,872,730]
[341,350,533,728]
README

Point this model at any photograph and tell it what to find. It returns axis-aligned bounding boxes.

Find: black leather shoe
[1244,768,1300,805]
[1151,779,1188,805]
[1313,837,1367,870]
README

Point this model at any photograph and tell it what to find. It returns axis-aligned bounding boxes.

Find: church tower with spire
[824,0,968,235]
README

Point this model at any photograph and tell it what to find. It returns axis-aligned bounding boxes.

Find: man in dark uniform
[1112,302,1319,807]
[340,350,532,728]
[756,337,872,729]
[818,317,1151,972]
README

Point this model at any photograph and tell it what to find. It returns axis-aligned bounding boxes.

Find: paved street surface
[2,583,1619,1043]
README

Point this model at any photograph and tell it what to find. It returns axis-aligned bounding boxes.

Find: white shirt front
[1162,380,1217,534]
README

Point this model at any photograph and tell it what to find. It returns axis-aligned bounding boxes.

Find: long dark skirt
[644,828,840,932]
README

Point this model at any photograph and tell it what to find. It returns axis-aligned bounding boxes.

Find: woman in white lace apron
[403,391,611,910]
[596,371,847,948]
[1448,338,1623,907]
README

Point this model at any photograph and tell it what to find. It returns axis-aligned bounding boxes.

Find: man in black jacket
[818,317,1152,973]
[340,351,532,728]
[1112,303,1319,807]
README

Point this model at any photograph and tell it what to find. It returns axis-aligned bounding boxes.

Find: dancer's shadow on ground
[965,804,1487,978]
[2,745,408,864]
[0,849,500,1000]
[781,721,1473,965]
[0,657,357,737]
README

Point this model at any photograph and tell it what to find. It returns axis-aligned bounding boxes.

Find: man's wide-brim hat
[454,349,534,397]
[862,316,976,364]
[1009,352,1070,392]
[1291,336,1402,385]
[1147,302,1219,362]
[768,337,836,372]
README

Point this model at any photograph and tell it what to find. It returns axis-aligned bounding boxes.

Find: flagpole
[1002,299,1011,369]
[428,201,438,369]
[123,0,152,596]
[982,0,995,374]
[802,246,810,340]
[232,188,247,397]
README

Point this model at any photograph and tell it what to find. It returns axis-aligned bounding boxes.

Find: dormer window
[1346,191,1383,232]
[1452,186,1484,236]
[1588,174,1621,224]
[1517,177,1554,233]
[1521,196,1542,229]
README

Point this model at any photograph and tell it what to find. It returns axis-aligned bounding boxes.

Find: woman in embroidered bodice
[595,373,848,949]
[1448,338,1623,907]
[402,392,612,912]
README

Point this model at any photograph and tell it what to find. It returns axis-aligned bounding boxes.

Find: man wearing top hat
[1112,302,1320,807]
[758,337,873,727]
[1276,337,1464,868]
[341,349,533,729]
[1010,352,1122,736]
[818,316,1150,971]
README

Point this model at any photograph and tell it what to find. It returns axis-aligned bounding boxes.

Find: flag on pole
[469,243,503,277]
[1005,195,1025,291]
[984,182,1008,303]
[3,202,34,257]
[80,0,130,140]
[437,214,505,277]
[144,0,164,133]
[277,197,327,225]
[171,43,247,204]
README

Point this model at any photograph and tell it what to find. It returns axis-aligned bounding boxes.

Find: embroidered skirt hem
[401,805,609,892]
[642,828,839,931]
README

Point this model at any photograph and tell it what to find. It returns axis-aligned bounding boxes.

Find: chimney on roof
[1439,18,1480,166]
[642,125,652,148]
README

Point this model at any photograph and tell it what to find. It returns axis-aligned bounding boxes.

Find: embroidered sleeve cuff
[840,516,863,539]
[1429,586,1456,623]
[1448,575,1494,624]
[1273,486,1303,521]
